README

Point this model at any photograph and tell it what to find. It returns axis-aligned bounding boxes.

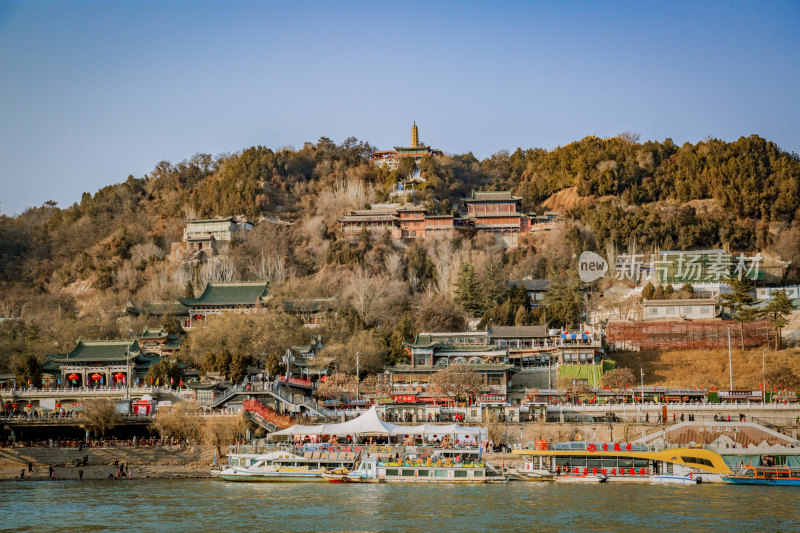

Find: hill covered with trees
[1,133,798,382]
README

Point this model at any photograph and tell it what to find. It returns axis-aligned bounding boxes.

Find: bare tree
[430,364,484,405]
[81,400,121,437]
[344,268,391,325]
[384,252,405,280]
[203,412,247,458]
[150,403,203,443]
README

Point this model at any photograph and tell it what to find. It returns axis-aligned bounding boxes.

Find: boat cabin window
[434,470,448,478]
[473,470,484,477]
[680,457,713,468]
[402,469,416,477]
[454,470,468,478]
[386,469,399,476]
[417,470,429,477]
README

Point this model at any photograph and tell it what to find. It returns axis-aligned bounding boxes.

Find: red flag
[179,379,183,387]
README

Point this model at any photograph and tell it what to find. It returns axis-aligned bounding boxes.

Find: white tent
[270,405,399,437]
[270,406,487,441]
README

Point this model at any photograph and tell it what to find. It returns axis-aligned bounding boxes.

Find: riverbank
[0,445,215,481]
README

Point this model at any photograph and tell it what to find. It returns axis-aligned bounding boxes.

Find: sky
[1,0,799,215]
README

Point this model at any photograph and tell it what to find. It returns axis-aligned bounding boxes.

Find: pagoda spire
[411,121,419,148]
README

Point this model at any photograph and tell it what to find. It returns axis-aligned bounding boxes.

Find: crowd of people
[1,436,189,449]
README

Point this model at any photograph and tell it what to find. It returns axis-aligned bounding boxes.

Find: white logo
[578,251,608,283]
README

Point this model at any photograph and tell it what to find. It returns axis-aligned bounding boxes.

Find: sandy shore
[0,445,216,481]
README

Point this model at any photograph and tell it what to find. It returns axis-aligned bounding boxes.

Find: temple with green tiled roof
[178,282,269,327]
[43,339,161,387]
[136,327,184,357]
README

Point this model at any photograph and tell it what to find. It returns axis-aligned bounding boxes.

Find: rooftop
[642,298,719,306]
[179,282,269,307]
[56,340,141,362]
[464,191,522,202]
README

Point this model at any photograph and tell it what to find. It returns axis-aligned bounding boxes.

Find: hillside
[1,133,799,383]
[612,347,800,390]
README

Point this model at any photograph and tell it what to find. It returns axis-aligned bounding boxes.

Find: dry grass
[612,347,800,389]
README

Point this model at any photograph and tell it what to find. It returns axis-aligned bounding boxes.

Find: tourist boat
[324,449,506,484]
[723,465,800,486]
[217,449,360,482]
[514,441,732,483]
[554,473,608,483]
[649,473,702,485]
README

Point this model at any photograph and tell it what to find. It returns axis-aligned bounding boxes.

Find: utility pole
[761,346,766,404]
[356,351,360,401]
[125,347,131,402]
[728,328,733,391]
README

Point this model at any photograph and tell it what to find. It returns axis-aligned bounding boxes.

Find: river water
[1,480,798,532]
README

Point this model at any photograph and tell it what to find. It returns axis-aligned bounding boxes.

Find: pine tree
[721,277,756,350]
[482,258,507,309]
[762,289,794,350]
[514,305,530,326]
[641,281,655,300]
[454,262,483,316]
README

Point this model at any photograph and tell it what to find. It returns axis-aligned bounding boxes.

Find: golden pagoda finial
[411,121,419,148]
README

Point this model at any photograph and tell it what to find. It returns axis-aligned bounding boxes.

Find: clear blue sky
[1,1,798,215]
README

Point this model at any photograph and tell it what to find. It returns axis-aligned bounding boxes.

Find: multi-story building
[172,216,253,261]
[338,204,458,240]
[460,191,533,247]
[42,340,158,388]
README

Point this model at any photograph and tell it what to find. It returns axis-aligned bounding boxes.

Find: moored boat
[325,449,506,484]
[650,473,701,485]
[217,449,360,482]
[723,465,800,486]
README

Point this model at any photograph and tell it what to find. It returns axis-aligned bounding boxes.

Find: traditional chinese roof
[186,217,238,224]
[55,340,141,363]
[125,300,189,317]
[508,279,552,292]
[642,298,718,306]
[178,282,268,307]
[464,191,521,202]
[488,325,550,338]
[387,363,514,372]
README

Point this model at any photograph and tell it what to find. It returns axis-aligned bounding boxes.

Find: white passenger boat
[324,449,506,484]
[217,449,359,482]
[650,473,702,485]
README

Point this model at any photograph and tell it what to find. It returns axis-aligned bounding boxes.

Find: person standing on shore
[27,462,32,473]
[78,469,84,481]
[19,469,25,480]
[49,465,55,480]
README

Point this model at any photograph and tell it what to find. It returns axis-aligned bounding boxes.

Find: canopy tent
[270,406,487,441]
[270,405,400,437]
[389,424,482,436]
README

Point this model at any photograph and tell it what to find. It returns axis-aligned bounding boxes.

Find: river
[1,480,798,532]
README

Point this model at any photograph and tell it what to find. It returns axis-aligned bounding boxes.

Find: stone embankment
[0,445,216,481]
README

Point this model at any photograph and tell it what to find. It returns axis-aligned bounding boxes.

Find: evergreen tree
[761,289,794,350]
[652,285,666,299]
[542,281,584,328]
[641,281,655,300]
[482,258,507,309]
[514,305,530,326]
[386,311,417,365]
[721,277,756,350]
[454,262,483,316]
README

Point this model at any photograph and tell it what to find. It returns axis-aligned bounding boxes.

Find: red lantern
[25,403,32,408]
[114,373,125,380]
[92,374,102,381]
[68,374,80,380]
[11,404,18,409]
[55,403,61,408]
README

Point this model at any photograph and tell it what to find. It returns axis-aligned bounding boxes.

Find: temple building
[338,203,459,240]
[136,328,184,357]
[371,122,443,169]
[171,216,253,262]
[460,191,533,247]
[42,340,159,388]
[178,282,270,328]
